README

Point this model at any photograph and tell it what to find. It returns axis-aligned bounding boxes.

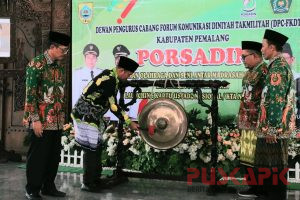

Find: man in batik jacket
[237,41,268,199]
[71,56,139,192]
[256,29,295,200]
[23,31,70,199]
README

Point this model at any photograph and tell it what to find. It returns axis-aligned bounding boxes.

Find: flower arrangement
[100,124,300,176]
[61,123,77,152]
[288,130,300,166]
[99,122,241,176]
[61,111,300,177]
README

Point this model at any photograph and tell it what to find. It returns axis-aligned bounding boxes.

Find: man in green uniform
[71,56,139,192]
[237,41,268,198]
[256,29,296,200]
[23,31,70,200]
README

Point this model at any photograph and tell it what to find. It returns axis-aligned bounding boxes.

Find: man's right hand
[33,121,43,137]
[129,121,140,131]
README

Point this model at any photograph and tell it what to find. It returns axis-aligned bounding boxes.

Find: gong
[138,98,188,150]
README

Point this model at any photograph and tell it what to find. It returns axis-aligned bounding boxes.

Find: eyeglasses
[241,53,253,61]
[58,46,69,54]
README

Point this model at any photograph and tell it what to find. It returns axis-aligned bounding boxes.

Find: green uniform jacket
[238,61,268,130]
[257,55,296,138]
[23,52,65,130]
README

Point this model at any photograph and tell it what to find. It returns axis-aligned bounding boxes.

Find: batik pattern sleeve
[96,72,131,126]
[108,96,132,126]
[74,69,132,127]
[259,57,295,136]
[23,59,44,126]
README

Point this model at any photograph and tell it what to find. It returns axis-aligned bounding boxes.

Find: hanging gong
[138,98,188,150]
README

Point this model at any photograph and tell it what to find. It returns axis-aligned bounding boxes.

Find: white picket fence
[59,150,83,168]
[288,162,300,183]
[287,190,300,200]
[59,150,300,183]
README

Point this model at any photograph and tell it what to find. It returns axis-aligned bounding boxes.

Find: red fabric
[138,99,149,114]
[148,125,155,136]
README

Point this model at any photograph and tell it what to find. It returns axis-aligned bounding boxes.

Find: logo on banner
[78,2,93,24]
[270,0,292,13]
[241,0,256,17]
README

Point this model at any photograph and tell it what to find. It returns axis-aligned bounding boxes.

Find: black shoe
[94,178,114,189]
[41,189,66,197]
[106,175,129,186]
[25,191,42,200]
[237,188,258,198]
[81,183,101,193]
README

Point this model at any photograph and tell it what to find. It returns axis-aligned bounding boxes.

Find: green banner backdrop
[72,0,300,120]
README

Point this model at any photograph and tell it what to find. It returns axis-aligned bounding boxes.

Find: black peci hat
[263,29,288,47]
[49,31,70,46]
[113,44,130,56]
[117,56,139,72]
[242,41,262,52]
[83,43,99,57]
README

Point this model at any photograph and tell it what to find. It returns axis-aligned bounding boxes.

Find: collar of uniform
[85,67,102,74]
[84,67,94,72]
[268,54,281,67]
[253,61,265,71]
[44,50,54,65]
